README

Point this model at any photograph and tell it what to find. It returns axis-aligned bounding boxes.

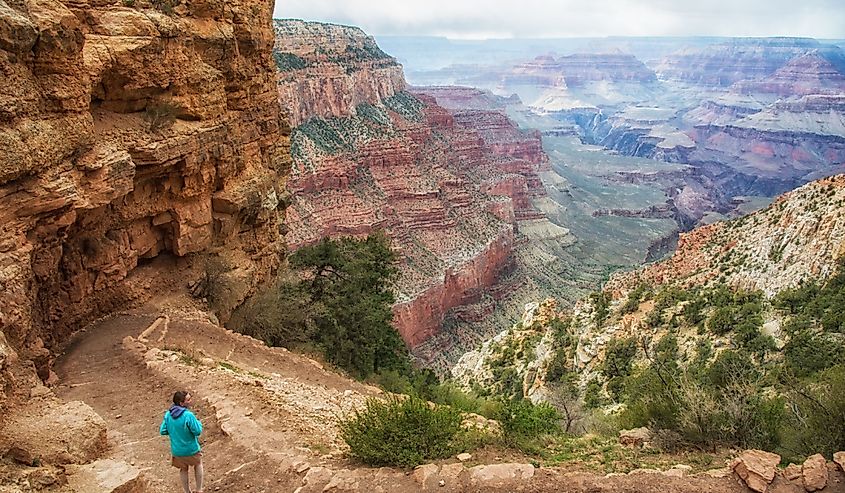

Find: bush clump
[340,395,463,467]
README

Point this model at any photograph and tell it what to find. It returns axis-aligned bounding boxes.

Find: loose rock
[730,449,780,493]
[801,454,827,492]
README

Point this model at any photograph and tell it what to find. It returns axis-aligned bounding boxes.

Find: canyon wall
[274,21,555,353]
[0,0,289,407]
[655,38,845,86]
[274,20,406,126]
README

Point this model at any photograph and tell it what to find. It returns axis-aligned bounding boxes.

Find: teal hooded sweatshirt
[159,405,202,457]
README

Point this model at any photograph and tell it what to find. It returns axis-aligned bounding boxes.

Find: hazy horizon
[273,0,845,40]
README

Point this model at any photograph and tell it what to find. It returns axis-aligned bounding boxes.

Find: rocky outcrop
[801,454,828,491]
[274,20,406,126]
[453,174,845,401]
[411,85,514,111]
[0,0,289,402]
[1,400,107,465]
[609,175,845,296]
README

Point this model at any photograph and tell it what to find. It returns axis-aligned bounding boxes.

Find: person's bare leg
[179,467,191,493]
[194,461,204,492]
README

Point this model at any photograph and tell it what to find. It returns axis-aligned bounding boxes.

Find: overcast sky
[274,0,845,39]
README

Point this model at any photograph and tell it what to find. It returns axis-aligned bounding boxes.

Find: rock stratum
[274,19,406,126]
[655,38,845,87]
[0,0,290,415]
[275,20,578,361]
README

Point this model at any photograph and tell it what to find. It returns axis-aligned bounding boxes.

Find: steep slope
[0,0,289,416]
[454,174,845,399]
[274,20,406,126]
[274,20,587,366]
[2,298,764,492]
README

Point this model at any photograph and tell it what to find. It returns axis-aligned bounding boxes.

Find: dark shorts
[171,452,202,469]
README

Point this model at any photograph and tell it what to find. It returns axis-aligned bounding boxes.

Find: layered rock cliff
[655,38,845,86]
[732,51,845,96]
[0,0,289,410]
[274,19,405,126]
[275,21,576,363]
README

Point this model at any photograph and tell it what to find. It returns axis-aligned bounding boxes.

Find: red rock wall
[393,230,515,346]
[276,23,554,347]
[274,20,406,125]
[0,0,290,388]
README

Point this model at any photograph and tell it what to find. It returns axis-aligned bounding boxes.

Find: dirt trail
[48,303,818,493]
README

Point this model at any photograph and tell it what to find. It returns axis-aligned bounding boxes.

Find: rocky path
[45,303,836,492]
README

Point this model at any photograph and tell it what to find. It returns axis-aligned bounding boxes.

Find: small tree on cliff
[289,232,410,379]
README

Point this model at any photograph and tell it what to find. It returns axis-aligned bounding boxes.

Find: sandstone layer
[0,0,290,412]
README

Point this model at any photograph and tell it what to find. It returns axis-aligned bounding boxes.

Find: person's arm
[187,413,203,437]
[159,412,169,435]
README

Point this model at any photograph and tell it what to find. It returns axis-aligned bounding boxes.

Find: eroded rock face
[275,21,553,350]
[509,53,656,87]
[0,0,290,388]
[274,19,406,126]
[655,38,845,87]
[607,175,845,297]
[733,52,845,96]
[0,400,107,465]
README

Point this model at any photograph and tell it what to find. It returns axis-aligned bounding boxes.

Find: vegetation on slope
[232,233,409,379]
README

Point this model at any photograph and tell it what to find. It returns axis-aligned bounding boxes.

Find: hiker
[160,390,204,493]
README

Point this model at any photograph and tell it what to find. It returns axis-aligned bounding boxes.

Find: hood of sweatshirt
[169,405,187,418]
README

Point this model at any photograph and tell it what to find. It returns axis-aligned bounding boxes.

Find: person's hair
[173,390,189,406]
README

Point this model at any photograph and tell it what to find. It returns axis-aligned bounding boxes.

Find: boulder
[412,464,438,486]
[440,463,464,481]
[730,450,781,493]
[469,463,534,487]
[456,453,473,462]
[0,400,107,465]
[834,451,845,473]
[66,459,149,493]
[801,454,827,492]
[619,427,651,448]
[782,463,802,481]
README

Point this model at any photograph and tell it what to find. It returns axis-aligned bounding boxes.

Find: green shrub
[496,398,560,451]
[340,395,463,467]
[590,291,612,326]
[784,330,844,377]
[707,306,735,335]
[602,337,637,381]
[781,365,845,460]
[583,378,607,409]
[273,51,307,71]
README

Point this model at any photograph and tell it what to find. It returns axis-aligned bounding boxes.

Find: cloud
[274,0,845,39]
